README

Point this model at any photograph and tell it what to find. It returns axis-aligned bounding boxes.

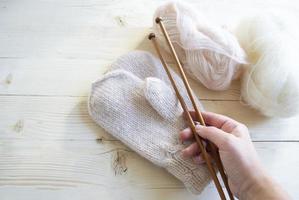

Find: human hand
[180,111,288,199]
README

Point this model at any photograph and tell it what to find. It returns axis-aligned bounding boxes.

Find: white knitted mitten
[88,51,210,194]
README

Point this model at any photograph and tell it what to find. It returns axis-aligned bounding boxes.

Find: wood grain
[1,96,298,141]
[0,57,241,99]
[0,140,298,199]
[1,0,299,199]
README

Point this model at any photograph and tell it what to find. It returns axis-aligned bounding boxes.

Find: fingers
[202,112,249,137]
[193,154,205,164]
[182,146,212,165]
[186,111,238,129]
[180,135,213,165]
[180,127,194,141]
[182,142,200,157]
[195,125,232,148]
[186,110,197,121]
[182,142,205,165]
[202,111,239,129]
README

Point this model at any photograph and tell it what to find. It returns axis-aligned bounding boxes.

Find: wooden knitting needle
[154,17,234,199]
[149,33,226,200]
[154,17,234,200]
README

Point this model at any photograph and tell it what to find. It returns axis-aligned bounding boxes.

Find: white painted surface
[0,0,298,199]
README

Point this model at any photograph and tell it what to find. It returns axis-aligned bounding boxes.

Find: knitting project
[153,1,247,91]
[88,51,210,194]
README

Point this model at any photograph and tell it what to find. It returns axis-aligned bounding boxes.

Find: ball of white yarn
[236,14,299,117]
[153,1,247,91]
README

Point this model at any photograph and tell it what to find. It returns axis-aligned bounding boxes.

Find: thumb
[195,125,231,148]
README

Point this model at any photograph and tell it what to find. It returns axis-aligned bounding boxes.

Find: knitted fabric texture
[88,51,210,194]
[153,1,247,91]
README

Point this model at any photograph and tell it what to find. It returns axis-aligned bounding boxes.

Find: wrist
[240,173,270,200]
[240,173,289,200]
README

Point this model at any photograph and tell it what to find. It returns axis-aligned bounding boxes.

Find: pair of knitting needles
[149,17,234,200]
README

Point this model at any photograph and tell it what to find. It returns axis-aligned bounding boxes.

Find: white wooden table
[1,0,299,199]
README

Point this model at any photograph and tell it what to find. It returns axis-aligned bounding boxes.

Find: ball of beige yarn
[153,1,247,90]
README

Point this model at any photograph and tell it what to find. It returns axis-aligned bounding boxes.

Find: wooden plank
[0,27,150,60]
[0,21,240,100]
[0,57,241,99]
[1,0,298,30]
[0,96,298,141]
[0,186,221,200]
[1,0,299,200]
[0,140,298,199]
[1,0,298,99]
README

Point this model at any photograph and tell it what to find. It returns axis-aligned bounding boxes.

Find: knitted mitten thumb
[143,77,183,121]
[88,69,210,194]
